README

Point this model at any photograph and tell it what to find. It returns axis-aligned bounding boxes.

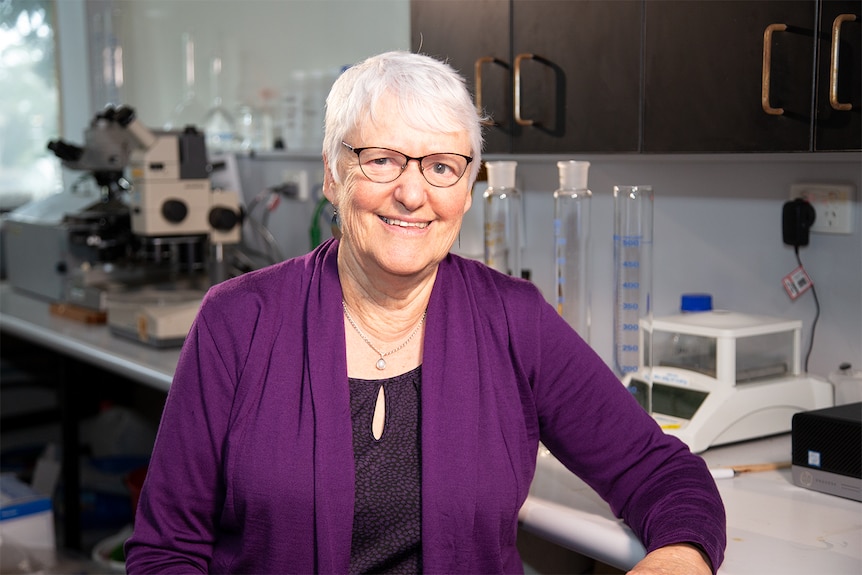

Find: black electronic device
[791,402,862,501]
[782,198,816,247]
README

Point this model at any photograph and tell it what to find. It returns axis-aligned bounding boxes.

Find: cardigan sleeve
[523,290,726,572]
[124,298,237,574]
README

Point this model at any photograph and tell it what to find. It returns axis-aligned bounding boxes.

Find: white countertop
[0,284,177,391]
[2,283,860,574]
[520,435,862,574]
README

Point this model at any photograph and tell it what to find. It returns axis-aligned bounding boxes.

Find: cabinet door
[815,0,861,150]
[510,0,642,153]
[411,0,512,153]
[643,0,817,152]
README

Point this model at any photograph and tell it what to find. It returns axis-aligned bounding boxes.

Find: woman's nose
[394,160,428,207]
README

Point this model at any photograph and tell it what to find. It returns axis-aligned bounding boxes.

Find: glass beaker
[554,161,591,341]
[483,161,522,278]
[613,185,653,378]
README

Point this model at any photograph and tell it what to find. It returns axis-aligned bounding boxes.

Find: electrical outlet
[282,169,310,201]
[789,183,855,234]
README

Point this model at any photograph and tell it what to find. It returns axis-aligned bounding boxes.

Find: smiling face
[324,93,473,284]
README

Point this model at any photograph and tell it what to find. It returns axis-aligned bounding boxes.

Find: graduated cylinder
[483,161,522,278]
[553,161,592,342]
[613,185,653,378]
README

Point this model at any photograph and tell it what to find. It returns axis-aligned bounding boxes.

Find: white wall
[111,0,411,128]
[239,152,862,381]
[503,154,862,380]
[68,0,861,381]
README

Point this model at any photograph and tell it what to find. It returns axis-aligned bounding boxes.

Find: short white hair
[323,51,486,186]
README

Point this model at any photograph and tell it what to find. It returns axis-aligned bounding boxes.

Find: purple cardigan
[125,239,725,574]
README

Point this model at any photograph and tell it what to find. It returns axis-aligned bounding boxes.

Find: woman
[125,51,725,574]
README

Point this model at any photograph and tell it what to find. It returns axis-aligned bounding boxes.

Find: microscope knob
[209,207,241,231]
[114,105,135,126]
[162,199,188,223]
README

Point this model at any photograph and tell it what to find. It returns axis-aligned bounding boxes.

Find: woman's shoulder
[444,253,544,303]
[205,259,295,305]
[439,254,551,333]
[202,242,335,315]
[211,241,334,295]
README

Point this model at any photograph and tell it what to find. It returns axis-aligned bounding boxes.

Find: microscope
[5,106,243,345]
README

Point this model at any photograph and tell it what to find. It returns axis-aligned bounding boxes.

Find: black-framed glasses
[342,142,473,188]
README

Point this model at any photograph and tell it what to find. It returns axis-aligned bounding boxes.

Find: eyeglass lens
[356,147,469,187]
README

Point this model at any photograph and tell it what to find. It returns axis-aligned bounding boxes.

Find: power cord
[309,196,331,250]
[794,245,819,372]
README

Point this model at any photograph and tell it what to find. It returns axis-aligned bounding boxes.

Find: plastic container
[672,293,715,368]
[124,465,148,520]
[483,161,522,278]
[680,293,713,312]
[553,160,592,340]
[830,362,862,405]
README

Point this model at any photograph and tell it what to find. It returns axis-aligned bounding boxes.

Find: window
[0,0,61,211]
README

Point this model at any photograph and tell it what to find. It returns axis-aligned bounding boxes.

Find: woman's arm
[628,543,713,575]
[124,308,234,573]
[526,295,726,573]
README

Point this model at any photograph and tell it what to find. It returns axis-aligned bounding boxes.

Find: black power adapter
[782,198,816,247]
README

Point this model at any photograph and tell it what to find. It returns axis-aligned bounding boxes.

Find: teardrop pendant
[376,358,387,370]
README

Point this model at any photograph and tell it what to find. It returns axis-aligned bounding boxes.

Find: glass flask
[202,52,237,152]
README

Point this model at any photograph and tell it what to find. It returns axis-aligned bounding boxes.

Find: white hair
[323,51,486,186]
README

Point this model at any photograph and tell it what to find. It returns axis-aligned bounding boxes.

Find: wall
[507,153,862,380]
[237,152,862,381]
[110,0,411,130]
[79,0,861,380]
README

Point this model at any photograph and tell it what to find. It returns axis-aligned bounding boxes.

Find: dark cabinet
[815,1,861,150]
[643,0,860,152]
[411,0,861,153]
[411,0,511,152]
[411,0,642,154]
[643,1,817,152]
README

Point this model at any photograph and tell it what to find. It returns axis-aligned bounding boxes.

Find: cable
[794,245,819,372]
[309,196,331,250]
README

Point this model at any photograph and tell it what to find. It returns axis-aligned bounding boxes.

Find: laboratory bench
[1,283,860,573]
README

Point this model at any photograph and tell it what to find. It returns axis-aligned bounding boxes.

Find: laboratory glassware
[202,52,237,152]
[89,2,123,109]
[554,161,592,341]
[613,185,653,378]
[280,70,307,151]
[483,161,522,278]
[165,33,206,131]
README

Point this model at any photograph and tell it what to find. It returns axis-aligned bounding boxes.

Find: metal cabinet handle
[514,53,538,126]
[762,23,787,116]
[475,56,506,126]
[830,13,857,111]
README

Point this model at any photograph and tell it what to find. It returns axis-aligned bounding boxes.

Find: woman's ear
[322,155,337,206]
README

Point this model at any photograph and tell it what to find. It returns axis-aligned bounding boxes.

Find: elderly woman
[125,51,725,574]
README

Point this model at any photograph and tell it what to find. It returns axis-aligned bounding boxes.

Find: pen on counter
[709,468,735,480]
[709,461,792,479]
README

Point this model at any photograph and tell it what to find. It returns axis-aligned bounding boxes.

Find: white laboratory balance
[622,310,834,453]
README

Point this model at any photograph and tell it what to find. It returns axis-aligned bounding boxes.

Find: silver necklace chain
[342,300,427,370]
